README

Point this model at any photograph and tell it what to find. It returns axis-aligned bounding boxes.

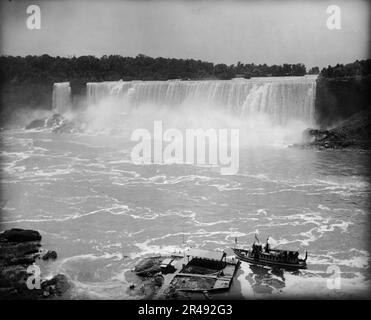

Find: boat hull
[232,248,307,269]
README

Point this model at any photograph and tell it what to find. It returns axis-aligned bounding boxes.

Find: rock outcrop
[0,228,42,243]
[293,109,371,150]
[25,113,83,134]
[134,256,163,276]
[0,228,70,299]
[25,118,47,130]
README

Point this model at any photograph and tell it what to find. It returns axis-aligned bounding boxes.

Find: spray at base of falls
[86,76,317,126]
[83,76,317,146]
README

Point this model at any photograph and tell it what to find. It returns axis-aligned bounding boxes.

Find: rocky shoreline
[291,109,371,150]
[0,228,70,299]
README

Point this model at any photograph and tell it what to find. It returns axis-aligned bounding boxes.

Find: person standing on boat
[264,237,270,253]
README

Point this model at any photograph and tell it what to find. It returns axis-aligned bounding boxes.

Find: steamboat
[232,237,307,269]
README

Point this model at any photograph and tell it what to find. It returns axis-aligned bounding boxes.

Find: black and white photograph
[0,0,370,305]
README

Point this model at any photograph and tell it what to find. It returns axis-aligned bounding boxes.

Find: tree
[308,67,320,75]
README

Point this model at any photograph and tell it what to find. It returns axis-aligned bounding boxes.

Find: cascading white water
[86,76,317,126]
[52,82,72,114]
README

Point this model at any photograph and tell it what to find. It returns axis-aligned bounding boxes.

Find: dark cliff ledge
[0,228,70,299]
[293,109,371,150]
[314,75,371,128]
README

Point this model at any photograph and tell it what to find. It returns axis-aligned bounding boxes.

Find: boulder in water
[42,250,57,260]
[134,256,162,276]
[41,274,70,296]
[52,119,82,134]
[25,113,81,134]
[25,118,47,130]
[46,113,65,128]
[25,113,64,130]
[0,228,42,243]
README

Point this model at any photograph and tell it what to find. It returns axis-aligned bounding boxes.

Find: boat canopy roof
[187,249,225,261]
[160,258,174,266]
[270,248,299,254]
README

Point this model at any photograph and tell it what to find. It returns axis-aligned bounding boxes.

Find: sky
[0,0,370,68]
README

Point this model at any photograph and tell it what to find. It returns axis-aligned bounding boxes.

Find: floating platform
[134,248,240,295]
[167,249,240,293]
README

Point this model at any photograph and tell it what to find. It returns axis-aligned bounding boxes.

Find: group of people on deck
[250,237,299,262]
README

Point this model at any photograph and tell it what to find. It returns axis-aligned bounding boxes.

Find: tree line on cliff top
[0,54,306,83]
[0,54,370,84]
[319,59,371,78]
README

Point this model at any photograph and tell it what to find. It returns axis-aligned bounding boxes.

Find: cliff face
[0,81,87,127]
[0,82,52,110]
[314,76,371,129]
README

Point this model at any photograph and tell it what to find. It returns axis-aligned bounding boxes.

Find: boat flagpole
[254,233,260,244]
[182,222,185,260]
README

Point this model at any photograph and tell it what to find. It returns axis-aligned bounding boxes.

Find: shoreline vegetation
[0,54,309,84]
[0,54,369,84]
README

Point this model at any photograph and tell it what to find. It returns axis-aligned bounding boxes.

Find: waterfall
[52,82,72,114]
[86,76,317,126]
